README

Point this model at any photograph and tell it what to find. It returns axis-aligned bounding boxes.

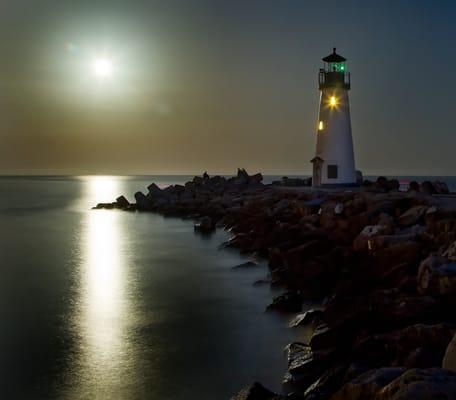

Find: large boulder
[417,255,456,299]
[443,241,456,261]
[115,195,130,209]
[353,225,391,252]
[134,191,152,210]
[231,382,283,400]
[433,181,450,195]
[284,342,336,391]
[376,368,456,400]
[398,205,428,227]
[353,323,456,368]
[194,216,215,233]
[443,333,456,372]
[330,368,404,400]
[267,291,302,313]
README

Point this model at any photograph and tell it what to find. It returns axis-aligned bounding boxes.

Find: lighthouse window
[318,121,324,130]
[327,165,338,179]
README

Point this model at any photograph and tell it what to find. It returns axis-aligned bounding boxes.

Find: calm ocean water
[0,174,454,399]
[0,175,299,400]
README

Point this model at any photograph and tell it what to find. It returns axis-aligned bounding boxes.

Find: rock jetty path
[95,169,456,400]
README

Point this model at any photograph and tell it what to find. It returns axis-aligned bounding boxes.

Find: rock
[284,344,336,391]
[353,225,389,251]
[375,177,389,192]
[253,279,271,286]
[115,195,130,208]
[353,323,456,368]
[420,181,437,195]
[267,291,302,313]
[405,347,444,369]
[331,368,405,400]
[443,333,456,372]
[250,173,263,184]
[231,382,283,400]
[303,365,347,400]
[376,368,456,400]
[289,309,323,328]
[443,241,456,261]
[147,182,163,195]
[369,291,439,326]
[433,181,450,195]
[235,168,250,185]
[334,203,344,215]
[134,191,152,210]
[408,181,420,192]
[194,216,214,233]
[387,179,400,191]
[417,255,456,299]
[232,261,259,269]
[398,205,428,227]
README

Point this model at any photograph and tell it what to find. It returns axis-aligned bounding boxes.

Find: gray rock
[443,333,456,373]
[376,368,456,400]
[418,255,456,299]
[231,382,283,400]
[398,205,428,227]
[331,368,405,400]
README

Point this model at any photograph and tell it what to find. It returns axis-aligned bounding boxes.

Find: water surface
[0,176,296,399]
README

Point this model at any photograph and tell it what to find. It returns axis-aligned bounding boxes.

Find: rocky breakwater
[94,172,456,400]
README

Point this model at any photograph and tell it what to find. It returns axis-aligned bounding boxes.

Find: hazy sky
[0,0,455,175]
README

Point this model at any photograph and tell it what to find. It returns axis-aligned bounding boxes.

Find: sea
[0,175,454,399]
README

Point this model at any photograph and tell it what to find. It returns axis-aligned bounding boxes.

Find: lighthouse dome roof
[322,48,346,62]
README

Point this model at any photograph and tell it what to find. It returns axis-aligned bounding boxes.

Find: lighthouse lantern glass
[327,62,346,73]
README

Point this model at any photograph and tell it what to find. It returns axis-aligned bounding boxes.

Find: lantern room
[318,48,350,90]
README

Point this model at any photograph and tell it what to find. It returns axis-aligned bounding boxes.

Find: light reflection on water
[65,176,136,398]
[0,175,297,399]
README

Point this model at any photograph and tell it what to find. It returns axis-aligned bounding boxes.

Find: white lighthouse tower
[311,48,356,187]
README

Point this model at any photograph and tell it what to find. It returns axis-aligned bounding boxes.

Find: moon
[93,58,113,78]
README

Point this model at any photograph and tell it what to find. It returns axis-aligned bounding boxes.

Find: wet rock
[443,333,456,372]
[376,368,456,400]
[331,367,404,400]
[398,205,428,227]
[267,291,302,313]
[353,225,390,252]
[353,323,455,368]
[232,261,259,269]
[417,255,456,299]
[194,216,214,233]
[284,344,336,391]
[289,309,323,328]
[302,365,347,400]
[93,202,115,209]
[231,382,283,400]
[147,182,163,196]
[115,195,130,209]
[253,279,271,286]
[134,191,151,210]
[369,291,439,326]
[443,241,456,261]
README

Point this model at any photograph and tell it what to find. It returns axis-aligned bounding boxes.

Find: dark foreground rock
[94,171,456,399]
[231,382,283,400]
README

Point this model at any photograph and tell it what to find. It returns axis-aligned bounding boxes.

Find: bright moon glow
[329,96,337,107]
[93,58,113,78]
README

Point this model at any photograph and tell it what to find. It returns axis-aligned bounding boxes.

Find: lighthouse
[311,48,356,187]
